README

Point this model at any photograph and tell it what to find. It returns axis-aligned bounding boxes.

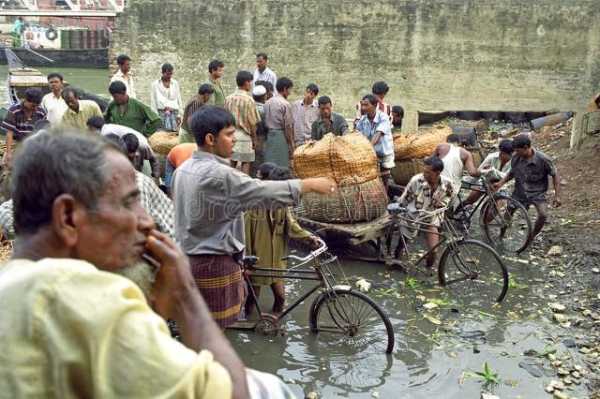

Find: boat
[0,24,110,69]
[0,47,108,69]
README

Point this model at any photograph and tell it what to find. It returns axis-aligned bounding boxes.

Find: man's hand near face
[145,229,250,399]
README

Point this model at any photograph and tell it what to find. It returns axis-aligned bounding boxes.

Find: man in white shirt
[110,54,136,99]
[150,63,183,132]
[253,52,277,88]
[40,72,68,126]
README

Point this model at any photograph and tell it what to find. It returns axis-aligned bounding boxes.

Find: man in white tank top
[433,134,481,203]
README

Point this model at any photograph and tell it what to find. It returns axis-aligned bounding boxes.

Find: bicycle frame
[387,208,463,269]
[450,179,492,223]
[242,240,342,322]
[244,266,324,321]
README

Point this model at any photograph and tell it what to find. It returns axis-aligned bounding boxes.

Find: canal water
[0,65,587,399]
[226,239,579,399]
[0,65,110,105]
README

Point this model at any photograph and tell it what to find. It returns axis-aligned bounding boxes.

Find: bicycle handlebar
[285,237,328,264]
[387,203,447,218]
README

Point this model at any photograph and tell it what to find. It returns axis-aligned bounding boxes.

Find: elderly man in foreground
[0,133,249,398]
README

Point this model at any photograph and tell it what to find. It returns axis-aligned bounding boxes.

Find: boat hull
[0,48,108,69]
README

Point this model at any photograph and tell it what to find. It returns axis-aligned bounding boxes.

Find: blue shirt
[355,110,394,157]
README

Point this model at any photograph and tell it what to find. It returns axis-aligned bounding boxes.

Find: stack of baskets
[294,133,388,223]
[391,125,452,185]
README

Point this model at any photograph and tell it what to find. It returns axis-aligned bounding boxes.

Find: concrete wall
[111,0,600,118]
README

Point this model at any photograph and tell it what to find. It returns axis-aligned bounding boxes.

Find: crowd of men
[0,51,561,398]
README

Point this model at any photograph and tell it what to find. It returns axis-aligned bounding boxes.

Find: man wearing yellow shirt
[61,87,103,131]
[0,133,248,398]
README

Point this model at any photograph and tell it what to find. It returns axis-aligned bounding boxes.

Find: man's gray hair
[12,133,113,235]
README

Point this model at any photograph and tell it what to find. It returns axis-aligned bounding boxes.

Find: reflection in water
[228,248,589,398]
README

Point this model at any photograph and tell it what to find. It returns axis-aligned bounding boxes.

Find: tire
[480,194,532,253]
[309,289,395,354]
[45,27,57,41]
[438,239,509,305]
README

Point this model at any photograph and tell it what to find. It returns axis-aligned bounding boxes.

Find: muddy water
[228,236,588,399]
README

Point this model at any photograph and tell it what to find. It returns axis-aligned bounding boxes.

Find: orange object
[167,143,197,168]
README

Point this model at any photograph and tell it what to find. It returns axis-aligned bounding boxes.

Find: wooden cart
[296,213,392,263]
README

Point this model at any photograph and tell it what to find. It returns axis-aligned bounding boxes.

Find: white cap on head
[252,85,267,97]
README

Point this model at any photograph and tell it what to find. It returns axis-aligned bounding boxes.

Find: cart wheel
[255,314,280,336]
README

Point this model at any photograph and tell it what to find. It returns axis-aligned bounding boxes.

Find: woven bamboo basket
[295,178,388,223]
[391,158,424,186]
[394,125,452,161]
[293,133,379,184]
[149,131,179,156]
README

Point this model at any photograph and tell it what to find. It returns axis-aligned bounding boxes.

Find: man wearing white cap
[252,84,268,167]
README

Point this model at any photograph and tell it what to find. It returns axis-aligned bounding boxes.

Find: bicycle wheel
[309,289,395,354]
[438,239,509,305]
[480,194,532,253]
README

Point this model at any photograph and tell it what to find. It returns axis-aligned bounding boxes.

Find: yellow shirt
[61,100,103,131]
[0,258,232,398]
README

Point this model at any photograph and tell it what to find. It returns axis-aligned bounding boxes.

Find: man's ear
[204,133,215,147]
[51,194,83,248]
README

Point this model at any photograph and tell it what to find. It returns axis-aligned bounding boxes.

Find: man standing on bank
[41,72,68,127]
[253,52,277,88]
[151,63,183,132]
[110,54,137,99]
[355,94,395,189]
[205,59,226,107]
[179,83,215,144]
[494,134,561,240]
[263,78,295,168]
[173,106,336,329]
[291,83,320,147]
[224,71,261,175]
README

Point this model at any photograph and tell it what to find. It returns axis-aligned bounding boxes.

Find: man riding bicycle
[394,156,455,269]
[462,139,514,207]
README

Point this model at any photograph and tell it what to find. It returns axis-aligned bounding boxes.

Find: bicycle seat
[387,203,406,215]
[243,256,259,267]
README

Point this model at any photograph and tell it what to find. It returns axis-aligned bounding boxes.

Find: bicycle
[384,204,509,305]
[231,238,395,354]
[450,176,533,254]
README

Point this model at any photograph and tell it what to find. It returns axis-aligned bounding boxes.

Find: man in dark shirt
[1,88,46,168]
[392,105,404,133]
[494,134,561,239]
[179,83,214,144]
[311,96,348,141]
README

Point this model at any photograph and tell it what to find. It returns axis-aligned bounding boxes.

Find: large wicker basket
[293,133,379,184]
[295,177,388,223]
[391,158,424,186]
[394,125,452,161]
[149,131,179,156]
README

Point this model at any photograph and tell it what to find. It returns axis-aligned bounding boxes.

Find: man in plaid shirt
[396,156,455,269]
